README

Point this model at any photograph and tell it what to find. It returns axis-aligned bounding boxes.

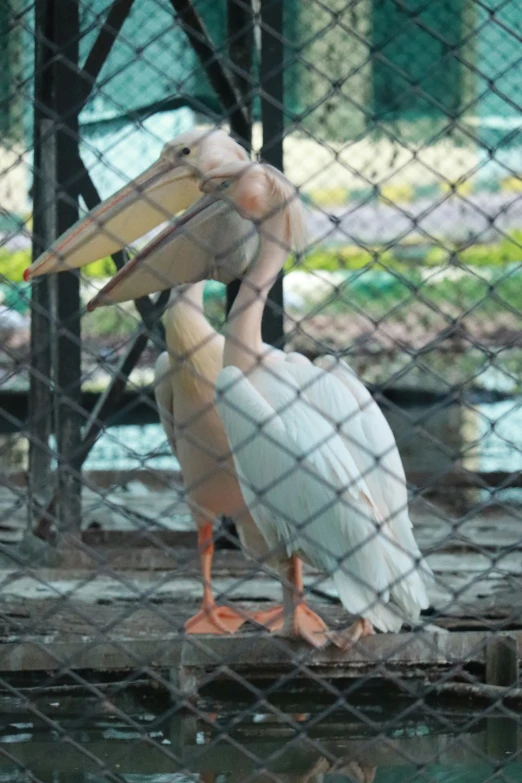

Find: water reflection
[1,685,520,783]
[301,758,376,782]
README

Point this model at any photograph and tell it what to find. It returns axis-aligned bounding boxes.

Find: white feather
[216,355,430,633]
[313,356,433,576]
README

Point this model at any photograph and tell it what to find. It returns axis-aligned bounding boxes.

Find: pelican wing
[216,363,423,630]
[312,355,433,581]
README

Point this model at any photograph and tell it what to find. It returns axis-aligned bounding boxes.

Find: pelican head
[200,161,307,252]
[87,161,307,310]
[25,128,249,280]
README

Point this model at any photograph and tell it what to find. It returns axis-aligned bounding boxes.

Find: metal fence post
[27,1,57,532]
[226,0,254,319]
[29,0,83,543]
[260,0,285,347]
[52,0,83,544]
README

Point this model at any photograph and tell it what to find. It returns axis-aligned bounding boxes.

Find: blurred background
[1,2,522,781]
[0,1,521,486]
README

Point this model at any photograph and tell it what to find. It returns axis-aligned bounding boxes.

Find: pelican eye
[218,180,231,191]
[180,146,191,156]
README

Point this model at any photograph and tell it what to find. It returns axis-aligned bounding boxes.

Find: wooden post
[486,717,518,761]
[486,636,519,687]
[484,636,520,759]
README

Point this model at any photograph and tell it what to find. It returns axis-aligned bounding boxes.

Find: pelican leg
[326,618,375,651]
[185,523,249,634]
[278,556,329,648]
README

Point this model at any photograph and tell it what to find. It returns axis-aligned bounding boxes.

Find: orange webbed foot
[281,604,329,648]
[326,618,375,651]
[185,604,248,635]
[248,606,285,631]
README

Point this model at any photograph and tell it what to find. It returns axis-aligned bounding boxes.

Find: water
[79,396,522,478]
[4,396,522,484]
[83,423,180,472]
[0,682,520,782]
[467,399,522,473]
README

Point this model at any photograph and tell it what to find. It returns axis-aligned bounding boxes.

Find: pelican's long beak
[25,157,203,280]
[88,194,259,310]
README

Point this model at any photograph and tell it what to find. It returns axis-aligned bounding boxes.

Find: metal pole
[52,0,83,543]
[227,0,254,147]
[27,1,56,530]
[226,0,254,318]
[260,0,285,346]
[30,0,150,539]
[168,0,249,140]
[78,0,136,109]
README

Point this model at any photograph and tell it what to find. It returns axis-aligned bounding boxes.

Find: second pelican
[26,129,328,644]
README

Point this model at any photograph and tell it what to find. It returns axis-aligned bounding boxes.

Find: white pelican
[25,130,327,643]
[85,159,432,647]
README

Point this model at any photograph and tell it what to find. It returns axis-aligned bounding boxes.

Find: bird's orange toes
[185,603,248,635]
[326,618,375,651]
[284,604,329,648]
[249,606,285,631]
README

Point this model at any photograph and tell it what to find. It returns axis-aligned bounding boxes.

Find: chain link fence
[1,0,522,781]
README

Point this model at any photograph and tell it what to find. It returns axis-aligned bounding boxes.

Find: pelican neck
[224,213,288,371]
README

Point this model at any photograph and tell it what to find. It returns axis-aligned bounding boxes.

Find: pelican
[152,281,284,634]
[26,129,327,643]
[85,159,432,647]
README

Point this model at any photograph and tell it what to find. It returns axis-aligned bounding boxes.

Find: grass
[0,249,31,282]
[426,231,522,268]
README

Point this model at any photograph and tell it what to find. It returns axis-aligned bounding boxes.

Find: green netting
[0,0,24,142]
[4,0,302,141]
[290,0,371,141]
[372,0,466,122]
[79,0,227,123]
[2,0,521,187]
[78,0,301,125]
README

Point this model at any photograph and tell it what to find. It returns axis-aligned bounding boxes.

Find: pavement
[307,190,522,247]
[3,188,521,257]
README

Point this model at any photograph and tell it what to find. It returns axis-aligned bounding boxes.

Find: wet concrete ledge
[1,628,520,683]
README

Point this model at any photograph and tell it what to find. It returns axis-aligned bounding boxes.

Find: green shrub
[0,248,117,282]
[2,230,522,286]
[425,231,522,268]
[0,248,31,282]
[82,303,138,340]
[292,231,522,274]
[288,247,405,274]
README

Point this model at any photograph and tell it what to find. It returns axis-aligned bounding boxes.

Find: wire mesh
[1,0,522,781]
